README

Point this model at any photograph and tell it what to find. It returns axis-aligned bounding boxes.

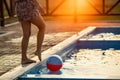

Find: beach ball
[46,55,63,72]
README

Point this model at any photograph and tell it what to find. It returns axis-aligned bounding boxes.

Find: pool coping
[0,26,97,80]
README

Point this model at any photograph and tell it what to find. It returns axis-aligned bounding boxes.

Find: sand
[60,33,120,78]
[81,33,120,40]
[62,49,120,78]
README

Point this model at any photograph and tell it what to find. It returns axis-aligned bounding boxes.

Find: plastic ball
[46,55,63,72]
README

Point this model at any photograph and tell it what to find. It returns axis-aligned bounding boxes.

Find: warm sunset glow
[67,0,93,14]
[76,0,95,14]
[53,0,99,15]
[76,0,88,6]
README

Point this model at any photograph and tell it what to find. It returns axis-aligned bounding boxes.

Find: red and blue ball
[46,55,63,72]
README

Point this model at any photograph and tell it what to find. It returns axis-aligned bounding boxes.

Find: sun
[76,0,90,11]
[75,0,91,14]
[68,0,89,11]
[76,0,87,6]
[54,0,92,15]
[68,0,88,7]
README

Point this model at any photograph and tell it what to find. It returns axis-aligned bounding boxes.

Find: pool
[1,26,120,80]
[17,26,120,80]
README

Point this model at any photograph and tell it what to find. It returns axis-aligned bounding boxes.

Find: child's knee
[38,22,45,31]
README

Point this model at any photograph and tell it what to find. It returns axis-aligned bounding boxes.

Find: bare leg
[31,15,45,61]
[21,21,36,64]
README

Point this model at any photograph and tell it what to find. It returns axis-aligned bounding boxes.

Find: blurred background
[1,0,120,27]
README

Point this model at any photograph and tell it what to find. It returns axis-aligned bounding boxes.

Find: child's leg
[21,21,36,64]
[31,15,45,61]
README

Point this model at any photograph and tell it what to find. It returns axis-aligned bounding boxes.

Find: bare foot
[34,51,41,61]
[21,59,36,64]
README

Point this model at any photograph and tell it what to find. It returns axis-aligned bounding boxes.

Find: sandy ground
[60,32,120,78]
[61,49,120,78]
[0,17,120,76]
[81,33,120,40]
